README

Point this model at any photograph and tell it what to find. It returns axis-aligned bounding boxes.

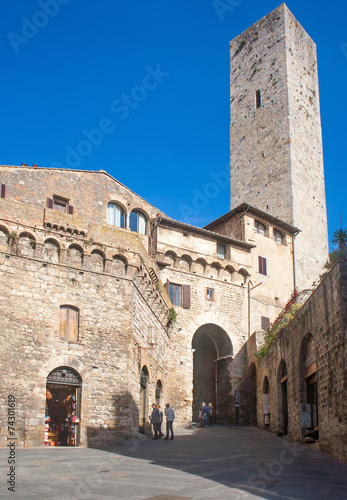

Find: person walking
[164,403,175,440]
[208,403,213,425]
[151,403,160,439]
[203,402,210,426]
[199,403,205,427]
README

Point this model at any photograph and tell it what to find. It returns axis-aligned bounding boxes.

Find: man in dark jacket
[151,403,160,439]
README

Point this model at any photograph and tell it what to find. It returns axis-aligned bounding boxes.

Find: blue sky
[1,0,346,251]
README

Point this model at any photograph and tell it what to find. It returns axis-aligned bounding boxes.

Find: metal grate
[47,366,82,386]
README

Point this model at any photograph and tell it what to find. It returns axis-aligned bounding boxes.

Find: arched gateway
[192,324,233,424]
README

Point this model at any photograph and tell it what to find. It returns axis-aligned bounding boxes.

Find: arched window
[130,210,147,235]
[107,203,126,228]
[273,228,284,244]
[254,220,266,235]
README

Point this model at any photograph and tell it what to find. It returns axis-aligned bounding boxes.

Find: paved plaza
[1,426,347,499]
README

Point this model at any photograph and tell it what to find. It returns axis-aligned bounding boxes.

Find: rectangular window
[59,306,79,342]
[169,284,181,307]
[258,256,267,276]
[256,89,261,109]
[47,196,74,214]
[217,243,226,259]
[261,316,270,330]
[206,288,214,301]
[1,184,6,199]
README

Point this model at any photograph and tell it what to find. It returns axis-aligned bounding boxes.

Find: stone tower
[229,4,328,290]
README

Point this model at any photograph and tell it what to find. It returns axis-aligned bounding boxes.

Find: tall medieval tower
[229,4,328,290]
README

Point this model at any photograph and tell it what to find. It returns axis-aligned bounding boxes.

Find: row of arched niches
[0,226,171,324]
[161,250,250,285]
[0,228,128,276]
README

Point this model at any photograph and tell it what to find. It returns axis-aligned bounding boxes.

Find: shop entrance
[45,366,81,447]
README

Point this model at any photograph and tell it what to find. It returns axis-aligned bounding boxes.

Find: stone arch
[163,250,177,268]
[238,267,250,285]
[299,333,318,431]
[90,249,105,272]
[18,232,36,258]
[179,254,192,272]
[43,238,60,263]
[67,244,83,268]
[209,262,222,279]
[194,258,207,275]
[112,254,127,276]
[0,225,9,251]
[192,323,233,423]
[278,359,289,435]
[221,264,236,282]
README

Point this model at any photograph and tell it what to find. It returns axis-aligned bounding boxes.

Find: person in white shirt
[164,403,175,440]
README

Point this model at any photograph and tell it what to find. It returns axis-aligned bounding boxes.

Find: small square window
[206,288,214,301]
[217,243,226,259]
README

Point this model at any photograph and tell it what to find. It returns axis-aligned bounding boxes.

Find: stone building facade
[0,5,344,462]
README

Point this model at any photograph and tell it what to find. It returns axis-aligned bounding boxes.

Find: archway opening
[300,334,318,439]
[278,360,289,435]
[139,366,149,434]
[192,324,233,424]
[45,366,81,447]
[244,362,257,426]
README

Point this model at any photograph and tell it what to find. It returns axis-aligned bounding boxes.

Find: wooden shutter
[59,306,67,339]
[258,256,267,276]
[68,307,78,342]
[182,284,191,309]
[1,184,6,198]
[47,198,54,209]
[164,280,170,294]
[68,205,74,215]
[261,316,270,330]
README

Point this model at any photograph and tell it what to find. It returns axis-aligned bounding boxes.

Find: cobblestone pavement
[1,426,347,499]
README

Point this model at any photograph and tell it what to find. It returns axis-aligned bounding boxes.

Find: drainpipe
[292,230,300,293]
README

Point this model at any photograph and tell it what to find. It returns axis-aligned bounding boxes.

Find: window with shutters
[168,283,190,308]
[261,316,270,330]
[206,288,214,301]
[169,284,181,307]
[59,305,79,342]
[47,196,74,214]
[254,220,266,235]
[258,256,267,276]
[273,228,284,244]
[1,184,6,199]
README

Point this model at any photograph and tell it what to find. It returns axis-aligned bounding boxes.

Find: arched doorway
[139,366,149,434]
[155,380,162,406]
[278,360,289,435]
[300,334,318,436]
[263,376,270,428]
[45,366,81,446]
[245,362,257,426]
[192,324,233,424]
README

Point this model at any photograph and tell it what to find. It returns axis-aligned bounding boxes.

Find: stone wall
[245,262,347,463]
